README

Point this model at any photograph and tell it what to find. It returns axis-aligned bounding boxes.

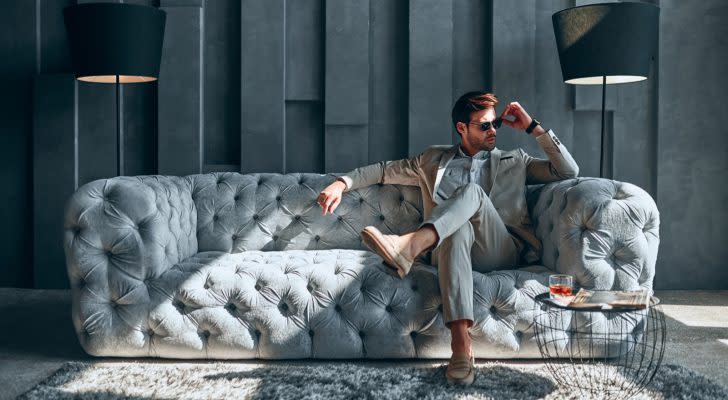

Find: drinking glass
[549,274,573,298]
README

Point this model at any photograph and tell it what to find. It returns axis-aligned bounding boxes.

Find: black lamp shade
[63,3,166,83]
[552,2,659,85]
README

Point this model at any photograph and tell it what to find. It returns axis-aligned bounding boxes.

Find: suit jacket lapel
[487,148,501,195]
[432,144,458,203]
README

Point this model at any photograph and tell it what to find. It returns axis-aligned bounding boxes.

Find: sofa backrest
[190,172,425,252]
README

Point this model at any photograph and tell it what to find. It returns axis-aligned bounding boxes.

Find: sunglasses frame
[467,117,503,131]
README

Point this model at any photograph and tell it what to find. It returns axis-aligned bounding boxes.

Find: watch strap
[526,118,540,134]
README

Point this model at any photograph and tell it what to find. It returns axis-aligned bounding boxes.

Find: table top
[534,291,661,312]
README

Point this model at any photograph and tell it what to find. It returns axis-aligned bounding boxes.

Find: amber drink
[549,274,573,298]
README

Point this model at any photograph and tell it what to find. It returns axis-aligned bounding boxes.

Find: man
[316,91,579,385]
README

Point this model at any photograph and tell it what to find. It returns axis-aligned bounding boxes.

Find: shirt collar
[457,143,490,160]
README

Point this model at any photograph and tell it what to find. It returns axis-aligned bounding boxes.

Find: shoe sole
[446,355,476,385]
[360,227,410,279]
[446,370,475,385]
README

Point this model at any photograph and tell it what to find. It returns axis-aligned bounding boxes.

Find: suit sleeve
[335,152,424,192]
[522,129,580,185]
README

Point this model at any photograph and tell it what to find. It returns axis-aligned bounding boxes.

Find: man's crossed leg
[360,183,520,385]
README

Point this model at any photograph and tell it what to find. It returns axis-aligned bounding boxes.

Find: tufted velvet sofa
[62,172,659,359]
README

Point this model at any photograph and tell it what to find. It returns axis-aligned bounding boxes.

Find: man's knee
[440,222,474,251]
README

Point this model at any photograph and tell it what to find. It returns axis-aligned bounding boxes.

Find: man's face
[457,108,497,152]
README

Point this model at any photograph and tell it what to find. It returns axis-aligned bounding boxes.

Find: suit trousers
[418,182,520,327]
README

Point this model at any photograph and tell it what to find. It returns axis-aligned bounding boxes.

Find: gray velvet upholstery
[63,172,659,359]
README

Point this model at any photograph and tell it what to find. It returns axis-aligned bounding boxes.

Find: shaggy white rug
[18,360,728,400]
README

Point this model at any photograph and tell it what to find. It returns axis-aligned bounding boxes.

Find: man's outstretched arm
[318,153,424,215]
[335,154,423,192]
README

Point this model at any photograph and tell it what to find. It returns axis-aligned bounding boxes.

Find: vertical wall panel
[325,126,369,173]
[324,0,370,126]
[33,75,77,289]
[492,0,537,156]
[452,0,492,143]
[77,82,116,184]
[286,101,324,173]
[657,0,728,289]
[158,3,203,175]
[285,0,324,173]
[369,0,409,163]
[241,0,285,173]
[1,0,36,287]
[39,0,74,73]
[324,0,370,172]
[408,0,453,156]
[286,0,323,101]
[204,0,240,166]
[534,0,573,150]
[124,83,157,175]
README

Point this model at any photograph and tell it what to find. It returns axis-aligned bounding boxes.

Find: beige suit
[337,129,579,324]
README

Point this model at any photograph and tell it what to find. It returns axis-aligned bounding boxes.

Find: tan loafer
[360,226,414,278]
[446,353,475,385]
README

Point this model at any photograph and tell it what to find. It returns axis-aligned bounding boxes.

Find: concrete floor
[1,288,726,399]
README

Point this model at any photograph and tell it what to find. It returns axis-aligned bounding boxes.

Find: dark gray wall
[2,0,726,289]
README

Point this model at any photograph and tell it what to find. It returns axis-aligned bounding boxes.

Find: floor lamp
[552,2,659,178]
[63,3,166,177]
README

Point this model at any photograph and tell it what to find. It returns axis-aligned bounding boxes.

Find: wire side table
[533,291,666,400]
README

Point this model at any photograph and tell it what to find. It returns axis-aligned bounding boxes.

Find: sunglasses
[467,117,503,131]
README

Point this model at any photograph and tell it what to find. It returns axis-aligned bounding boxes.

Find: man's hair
[451,91,498,131]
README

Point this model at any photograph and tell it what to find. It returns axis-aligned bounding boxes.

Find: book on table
[544,288,651,310]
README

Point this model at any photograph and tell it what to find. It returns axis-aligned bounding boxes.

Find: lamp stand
[116,74,124,176]
[599,75,606,178]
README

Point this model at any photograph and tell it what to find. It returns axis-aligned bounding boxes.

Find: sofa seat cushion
[101,249,555,359]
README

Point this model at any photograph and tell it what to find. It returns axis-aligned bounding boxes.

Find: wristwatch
[525,118,541,134]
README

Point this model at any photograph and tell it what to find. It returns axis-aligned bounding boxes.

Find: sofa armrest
[63,176,199,355]
[528,178,660,291]
[63,175,198,291]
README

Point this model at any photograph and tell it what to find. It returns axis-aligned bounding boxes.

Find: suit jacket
[336,129,579,264]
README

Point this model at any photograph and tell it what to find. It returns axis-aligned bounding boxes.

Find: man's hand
[498,101,544,136]
[317,180,347,215]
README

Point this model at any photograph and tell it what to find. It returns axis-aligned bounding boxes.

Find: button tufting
[437,304,443,312]
[337,216,343,221]
[359,198,364,203]
[359,331,365,338]
[399,196,404,201]
[308,329,314,337]
[385,305,393,313]
[273,235,279,241]
[379,215,385,221]
[147,329,154,337]
[410,331,418,338]
[276,195,281,201]
[234,195,240,201]
[232,234,238,240]
[314,235,320,241]
[253,214,259,220]
[254,329,261,337]
[294,215,301,220]
[212,215,218,221]
[411,285,418,291]
[254,283,262,291]
[226,303,237,312]
[334,304,342,312]
[307,284,314,292]
[490,305,497,313]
